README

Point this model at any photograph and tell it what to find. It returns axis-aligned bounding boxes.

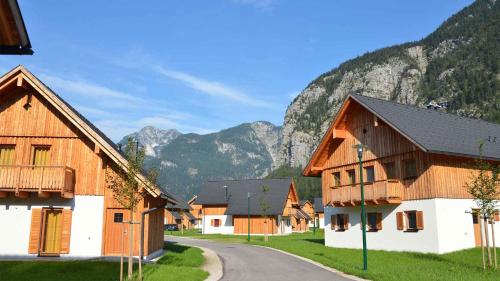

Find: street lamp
[353,143,368,271]
[247,192,251,241]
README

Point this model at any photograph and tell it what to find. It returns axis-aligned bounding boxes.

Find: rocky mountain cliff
[122,122,282,199]
[277,0,499,168]
[120,126,181,157]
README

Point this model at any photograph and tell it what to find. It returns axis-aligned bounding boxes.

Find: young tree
[106,138,158,280]
[260,185,271,242]
[466,142,499,269]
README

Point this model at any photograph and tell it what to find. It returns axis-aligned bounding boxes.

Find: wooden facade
[304,96,499,208]
[233,216,278,234]
[0,66,170,257]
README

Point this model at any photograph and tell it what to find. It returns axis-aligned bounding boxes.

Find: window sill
[335,229,346,232]
[404,229,419,232]
[367,229,380,232]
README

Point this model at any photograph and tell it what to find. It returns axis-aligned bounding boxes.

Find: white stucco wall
[68,196,104,257]
[324,199,500,254]
[202,214,234,234]
[317,217,325,229]
[0,195,104,257]
[277,215,292,235]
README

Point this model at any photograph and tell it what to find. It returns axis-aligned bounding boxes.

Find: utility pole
[247,192,251,242]
[354,143,368,271]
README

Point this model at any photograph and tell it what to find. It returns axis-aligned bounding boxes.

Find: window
[331,214,349,231]
[403,159,417,179]
[332,172,341,187]
[367,212,382,231]
[384,162,396,179]
[347,170,356,185]
[397,211,424,231]
[198,209,202,215]
[32,146,51,166]
[114,212,123,223]
[0,145,15,165]
[211,219,221,227]
[365,166,375,183]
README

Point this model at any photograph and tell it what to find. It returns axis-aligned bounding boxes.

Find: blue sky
[1,0,473,141]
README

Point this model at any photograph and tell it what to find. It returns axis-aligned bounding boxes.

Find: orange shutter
[331,215,337,230]
[28,208,43,254]
[416,211,424,230]
[396,212,404,230]
[210,219,214,226]
[344,214,349,230]
[60,209,73,254]
[494,212,499,222]
[376,213,383,230]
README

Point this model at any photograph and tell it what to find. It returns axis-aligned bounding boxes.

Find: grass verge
[167,229,500,281]
[0,243,208,281]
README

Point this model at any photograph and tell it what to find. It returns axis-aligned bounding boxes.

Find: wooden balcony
[330,179,403,207]
[0,165,75,199]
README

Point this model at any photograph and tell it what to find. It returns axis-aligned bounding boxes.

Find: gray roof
[351,94,500,161]
[185,212,197,221]
[197,178,294,216]
[295,209,311,220]
[313,198,324,213]
[299,200,310,207]
[169,211,182,220]
[166,196,191,211]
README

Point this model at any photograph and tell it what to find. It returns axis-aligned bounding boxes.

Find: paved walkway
[166,236,356,281]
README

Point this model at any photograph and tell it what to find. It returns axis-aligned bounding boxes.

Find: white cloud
[151,65,272,108]
[231,0,277,9]
[39,74,140,103]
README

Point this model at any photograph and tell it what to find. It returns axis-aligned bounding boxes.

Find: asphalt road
[166,236,354,281]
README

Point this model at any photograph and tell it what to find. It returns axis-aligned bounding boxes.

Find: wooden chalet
[0,66,176,258]
[188,195,202,229]
[304,94,500,253]
[196,178,301,235]
[165,198,197,230]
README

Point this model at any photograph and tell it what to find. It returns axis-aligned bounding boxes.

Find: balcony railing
[0,165,75,198]
[330,179,403,206]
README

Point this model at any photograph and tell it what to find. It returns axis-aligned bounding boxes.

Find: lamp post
[247,192,251,242]
[354,143,368,271]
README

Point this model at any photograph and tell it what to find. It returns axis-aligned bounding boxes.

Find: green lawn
[167,229,500,281]
[0,243,208,281]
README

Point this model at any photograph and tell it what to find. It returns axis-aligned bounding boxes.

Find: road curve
[166,236,354,281]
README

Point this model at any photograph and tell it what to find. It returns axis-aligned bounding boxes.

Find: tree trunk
[480,215,486,270]
[484,217,492,267]
[128,208,134,280]
[491,219,497,269]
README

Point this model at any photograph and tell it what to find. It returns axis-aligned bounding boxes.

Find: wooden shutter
[210,219,214,226]
[60,209,72,254]
[331,215,337,230]
[344,214,349,230]
[0,146,15,165]
[396,212,404,230]
[494,212,500,222]
[376,213,383,230]
[28,208,43,254]
[416,211,424,230]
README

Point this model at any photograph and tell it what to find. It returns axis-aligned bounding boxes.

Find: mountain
[123,122,282,199]
[277,0,499,168]
[120,126,181,157]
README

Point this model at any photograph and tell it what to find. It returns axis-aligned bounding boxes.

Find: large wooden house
[304,94,500,254]
[196,178,302,235]
[0,66,176,259]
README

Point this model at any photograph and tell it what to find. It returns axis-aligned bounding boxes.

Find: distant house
[313,198,325,229]
[165,198,197,230]
[304,94,500,254]
[0,0,33,55]
[188,195,202,229]
[0,66,177,259]
[196,178,302,235]
[299,200,314,228]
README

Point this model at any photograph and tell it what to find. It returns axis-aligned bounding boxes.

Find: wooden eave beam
[332,128,346,139]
